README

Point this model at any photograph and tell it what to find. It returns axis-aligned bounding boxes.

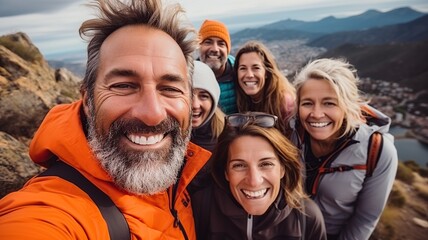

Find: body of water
[390,126,428,168]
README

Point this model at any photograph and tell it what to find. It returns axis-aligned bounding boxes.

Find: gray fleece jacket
[291,105,398,240]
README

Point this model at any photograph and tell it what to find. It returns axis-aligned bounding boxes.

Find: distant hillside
[263,7,425,33]
[48,60,85,78]
[231,7,425,45]
[231,28,321,47]
[309,14,428,49]
[229,6,428,92]
[319,40,428,90]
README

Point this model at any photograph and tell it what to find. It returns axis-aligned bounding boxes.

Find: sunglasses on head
[225,112,278,128]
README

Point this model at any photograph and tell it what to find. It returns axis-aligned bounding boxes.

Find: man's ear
[82,91,90,117]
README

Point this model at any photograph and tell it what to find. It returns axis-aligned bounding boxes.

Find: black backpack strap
[39,161,130,240]
[366,131,383,177]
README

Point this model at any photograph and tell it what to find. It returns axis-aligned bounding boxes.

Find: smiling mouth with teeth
[309,122,331,128]
[242,189,269,199]
[207,55,220,59]
[192,112,202,118]
[127,133,165,145]
[244,81,258,86]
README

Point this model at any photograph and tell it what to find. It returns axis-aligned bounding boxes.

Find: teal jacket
[217,55,237,114]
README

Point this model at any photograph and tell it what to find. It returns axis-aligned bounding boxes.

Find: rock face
[0,32,81,197]
[0,132,43,198]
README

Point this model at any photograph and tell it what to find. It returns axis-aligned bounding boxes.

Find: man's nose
[130,88,166,126]
[210,42,220,52]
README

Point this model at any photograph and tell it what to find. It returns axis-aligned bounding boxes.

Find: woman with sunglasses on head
[291,58,398,240]
[192,112,327,240]
[234,41,296,137]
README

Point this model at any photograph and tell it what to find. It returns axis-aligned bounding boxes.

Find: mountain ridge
[230,6,428,92]
[260,7,425,33]
[309,14,428,49]
[230,7,426,44]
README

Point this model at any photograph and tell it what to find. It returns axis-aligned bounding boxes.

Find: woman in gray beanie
[191,61,225,152]
[188,61,225,195]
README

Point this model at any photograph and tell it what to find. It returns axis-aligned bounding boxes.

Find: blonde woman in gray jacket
[291,58,398,240]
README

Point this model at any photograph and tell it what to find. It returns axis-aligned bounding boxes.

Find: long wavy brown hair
[212,124,306,210]
[234,41,295,136]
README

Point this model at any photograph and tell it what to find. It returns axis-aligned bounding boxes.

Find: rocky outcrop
[0,132,43,198]
[0,32,81,197]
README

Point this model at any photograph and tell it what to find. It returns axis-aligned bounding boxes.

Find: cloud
[0,0,76,17]
[1,0,427,59]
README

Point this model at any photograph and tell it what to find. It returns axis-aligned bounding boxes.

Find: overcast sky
[0,0,427,59]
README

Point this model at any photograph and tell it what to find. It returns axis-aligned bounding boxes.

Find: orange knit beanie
[199,19,231,54]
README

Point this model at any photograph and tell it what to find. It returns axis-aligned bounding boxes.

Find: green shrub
[371,207,398,240]
[403,160,428,178]
[387,188,406,207]
[396,161,414,184]
[414,184,428,202]
[403,160,420,172]
[418,168,428,178]
[0,36,42,63]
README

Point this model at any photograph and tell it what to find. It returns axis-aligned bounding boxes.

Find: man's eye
[111,83,135,90]
[160,87,183,96]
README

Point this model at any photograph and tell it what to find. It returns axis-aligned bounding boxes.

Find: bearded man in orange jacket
[0,0,211,239]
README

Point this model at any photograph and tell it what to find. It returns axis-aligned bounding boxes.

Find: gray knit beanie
[192,61,220,127]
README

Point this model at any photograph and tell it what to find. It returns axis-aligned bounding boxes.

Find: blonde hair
[210,107,225,139]
[293,58,367,137]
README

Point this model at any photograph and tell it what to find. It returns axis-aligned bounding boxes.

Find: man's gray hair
[79,0,197,101]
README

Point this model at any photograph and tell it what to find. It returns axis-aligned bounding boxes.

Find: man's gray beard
[203,54,227,73]
[86,100,191,195]
[205,60,222,73]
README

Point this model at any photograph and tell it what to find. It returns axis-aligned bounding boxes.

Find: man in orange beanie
[198,19,237,114]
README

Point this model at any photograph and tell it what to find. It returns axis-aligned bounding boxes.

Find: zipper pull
[171,208,180,227]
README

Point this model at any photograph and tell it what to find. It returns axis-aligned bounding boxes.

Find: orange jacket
[0,100,211,239]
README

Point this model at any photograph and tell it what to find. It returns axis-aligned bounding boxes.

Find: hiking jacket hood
[0,100,211,240]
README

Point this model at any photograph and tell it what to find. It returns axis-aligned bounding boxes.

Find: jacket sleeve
[0,201,95,239]
[339,133,398,240]
[304,198,328,240]
[0,177,111,240]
